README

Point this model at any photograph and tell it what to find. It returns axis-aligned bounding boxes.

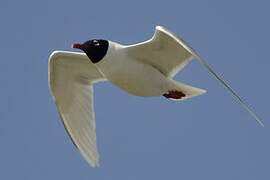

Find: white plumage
[49,26,263,167]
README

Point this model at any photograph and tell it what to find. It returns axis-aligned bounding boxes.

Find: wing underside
[126,26,194,78]
[49,51,106,167]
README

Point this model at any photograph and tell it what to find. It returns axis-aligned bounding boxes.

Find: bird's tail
[168,80,206,101]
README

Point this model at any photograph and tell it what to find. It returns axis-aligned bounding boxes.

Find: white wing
[126,26,194,78]
[176,40,265,127]
[127,26,263,127]
[49,51,106,167]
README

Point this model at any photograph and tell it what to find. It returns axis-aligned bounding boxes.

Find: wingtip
[257,119,265,128]
[89,161,100,168]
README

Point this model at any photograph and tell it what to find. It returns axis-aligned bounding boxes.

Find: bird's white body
[48,25,263,168]
[96,41,171,97]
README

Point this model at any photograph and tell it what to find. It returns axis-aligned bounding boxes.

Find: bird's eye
[92,40,100,46]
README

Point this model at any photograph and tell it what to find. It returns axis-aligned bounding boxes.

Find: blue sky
[0,0,269,179]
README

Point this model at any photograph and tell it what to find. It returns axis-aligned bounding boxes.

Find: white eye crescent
[92,40,100,46]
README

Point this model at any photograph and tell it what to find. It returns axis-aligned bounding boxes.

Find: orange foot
[163,91,186,100]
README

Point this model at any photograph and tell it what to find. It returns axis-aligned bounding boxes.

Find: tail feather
[169,80,206,101]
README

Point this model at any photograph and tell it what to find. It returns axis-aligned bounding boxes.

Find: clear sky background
[0,0,269,179]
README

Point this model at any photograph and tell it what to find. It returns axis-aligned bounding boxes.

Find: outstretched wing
[125,26,194,78]
[126,26,263,127]
[49,51,106,167]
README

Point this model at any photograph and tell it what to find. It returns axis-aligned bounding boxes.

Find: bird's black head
[72,39,109,63]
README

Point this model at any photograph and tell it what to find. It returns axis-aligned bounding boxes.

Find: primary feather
[49,51,105,167]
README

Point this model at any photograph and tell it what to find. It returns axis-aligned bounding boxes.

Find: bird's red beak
[72,43,82,49]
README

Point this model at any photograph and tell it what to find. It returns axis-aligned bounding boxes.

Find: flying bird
[48,26,263,167]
